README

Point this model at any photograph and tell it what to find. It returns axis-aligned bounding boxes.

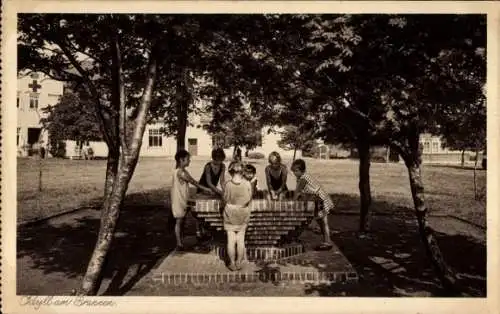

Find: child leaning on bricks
[291,159,334,251]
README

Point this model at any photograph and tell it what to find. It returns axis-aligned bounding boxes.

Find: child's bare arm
[265,166,273,192]
[243,182,253,207]
[278,165,288,194]
[179,169,212,193]
[219,164,226,188]
[293,178,306,201]
[251,180,258,196]
[204,165,223,195]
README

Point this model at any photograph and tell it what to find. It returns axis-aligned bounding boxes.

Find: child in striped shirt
[291,159,334,250]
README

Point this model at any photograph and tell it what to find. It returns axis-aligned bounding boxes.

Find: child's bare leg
[195,219,203,237]
[175,218,184,247]
[196,219,210,242]
[278,192,285,201]
[319,216,332,244]
[227,230,237,267]
[266,191,273,202]
[236,229,246,267]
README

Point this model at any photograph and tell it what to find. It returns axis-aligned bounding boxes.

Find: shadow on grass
[331,193,414,216]
[258,192,485,297]
[17,189,486,297]
[17,188,200,296]
[301,213,486,297]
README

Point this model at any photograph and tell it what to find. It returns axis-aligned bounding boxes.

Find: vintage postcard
[2,1,499,313]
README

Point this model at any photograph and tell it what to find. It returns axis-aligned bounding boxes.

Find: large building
[19,73,475,163]
[17,72,63,157]
[17,73,301,159]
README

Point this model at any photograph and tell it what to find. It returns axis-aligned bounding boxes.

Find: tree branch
[53,36,119,152]
[111,24,128,152]
[64,39,110,71]
[129,45,159,153]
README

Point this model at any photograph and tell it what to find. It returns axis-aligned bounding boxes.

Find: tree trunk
[402,132,459,294]
[473,148,479,200]
[176,98,188,151]
[80,155,136,295]
[37,131,45,192]
[38,141,43,192]
[103,146,120,205]
[80,44,158,295]
[461,150,465,168]
[176,71,190,152]
[38,153,43,192]
[357,139,372,233]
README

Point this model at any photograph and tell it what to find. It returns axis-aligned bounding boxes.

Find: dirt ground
[17,209,485,297]
[16,157,486,297]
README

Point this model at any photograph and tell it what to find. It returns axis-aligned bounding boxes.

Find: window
[432,142,439,153]
[17,128,20,146]
[29,94,39,109]
[148,129,162,147]
[423,141,430,153]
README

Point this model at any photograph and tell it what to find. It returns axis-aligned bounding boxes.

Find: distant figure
[291,159,334,251]
[234,146,242,162]
[84,146,94,160]
[39,147,46,159]
[170,150,212,250]
[223,161,253,271]
[265,151,288,200]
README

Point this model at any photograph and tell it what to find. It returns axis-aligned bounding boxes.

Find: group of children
[170,148,335,271]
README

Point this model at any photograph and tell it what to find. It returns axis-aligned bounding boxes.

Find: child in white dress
[170,150,212,250]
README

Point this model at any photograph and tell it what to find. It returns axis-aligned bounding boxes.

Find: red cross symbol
[29,80,42,92]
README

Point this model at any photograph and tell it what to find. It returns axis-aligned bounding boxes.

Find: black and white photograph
[2,1,499,313]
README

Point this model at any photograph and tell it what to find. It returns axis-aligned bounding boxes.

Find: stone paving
[152,231,358,286]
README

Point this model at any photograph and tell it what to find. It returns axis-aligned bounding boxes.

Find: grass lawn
[17,156,486,227]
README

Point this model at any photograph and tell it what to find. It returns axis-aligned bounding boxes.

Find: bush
[247,152,265,159]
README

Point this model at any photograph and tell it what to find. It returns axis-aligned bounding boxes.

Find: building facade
[17,72,64,156]
[18,73,476,163]
[17,73,300,159]
[312,134,476,164]
[419,133,478,164]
